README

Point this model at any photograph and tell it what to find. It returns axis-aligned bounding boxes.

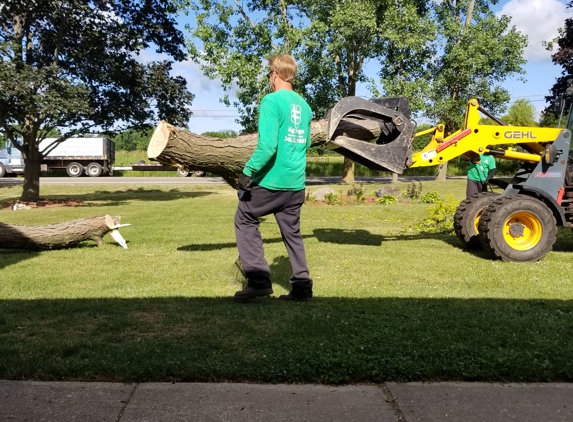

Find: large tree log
[0,215,127,250]
[147,116,383,189]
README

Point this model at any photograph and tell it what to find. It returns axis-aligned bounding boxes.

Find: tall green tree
[542,1,573,127]
[383,0,527,180]
[186,0,433,183]
[0,0,194,201]
[114,129,154,151]
[503,98,537,126]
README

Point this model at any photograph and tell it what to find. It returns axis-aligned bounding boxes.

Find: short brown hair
[269,54,297,83]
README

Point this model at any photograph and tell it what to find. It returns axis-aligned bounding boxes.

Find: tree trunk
[341,82,357,184]
[21,153,41,202]
[435,162,448,181]
[0,215,123,250]
[148,117,383,189]
[340,157,355,184]
[20,120,42,202]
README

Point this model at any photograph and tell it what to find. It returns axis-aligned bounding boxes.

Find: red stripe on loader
[436,128,472,153]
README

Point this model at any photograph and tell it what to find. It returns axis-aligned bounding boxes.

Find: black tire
[177,168,190,177]
[453,192,499,249]
[86,162,103,177]
[478,194,557,262]
[192,171,205,177]
[0,163,6,178]
[66,162,84,177]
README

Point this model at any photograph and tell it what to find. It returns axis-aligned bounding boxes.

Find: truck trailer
[0,137,115,177]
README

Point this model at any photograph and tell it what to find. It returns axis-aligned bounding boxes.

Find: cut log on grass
[0,215,130,250]
[147,117,383,189]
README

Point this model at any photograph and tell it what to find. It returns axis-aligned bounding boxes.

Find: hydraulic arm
[410,99,565,169]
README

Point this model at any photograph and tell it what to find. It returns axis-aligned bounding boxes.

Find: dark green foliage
[187,0,434,129]
[542,1,573,125]
[0,0,195,200]
[113,129,154,151]
[412,123,435,151]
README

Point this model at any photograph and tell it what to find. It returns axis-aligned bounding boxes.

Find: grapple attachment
[326,96,416,174]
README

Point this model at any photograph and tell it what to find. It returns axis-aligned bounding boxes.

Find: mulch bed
[308,196,379,206]
[1,199,85,210]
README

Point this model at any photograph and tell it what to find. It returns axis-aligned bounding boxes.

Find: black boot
[279,280,313,302]
[234,285,273,302]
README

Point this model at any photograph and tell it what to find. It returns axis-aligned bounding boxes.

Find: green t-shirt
[243,89,312,191]
[467,154,496,182]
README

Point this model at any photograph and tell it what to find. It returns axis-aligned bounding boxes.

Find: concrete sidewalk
[0,381,571,422]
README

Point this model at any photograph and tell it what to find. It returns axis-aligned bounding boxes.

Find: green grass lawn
[0,180,572,383]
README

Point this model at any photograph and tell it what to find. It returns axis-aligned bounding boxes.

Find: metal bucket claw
[326,96,416,174]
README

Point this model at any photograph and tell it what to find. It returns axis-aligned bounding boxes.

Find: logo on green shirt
[291,104,302,125]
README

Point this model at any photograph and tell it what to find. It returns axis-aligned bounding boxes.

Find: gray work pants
[466,180,487,198]
[234,185,312,289]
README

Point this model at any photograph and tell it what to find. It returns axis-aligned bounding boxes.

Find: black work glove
[238,173,253,192]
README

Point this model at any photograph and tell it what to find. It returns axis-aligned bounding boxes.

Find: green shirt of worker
[243,90,312,191]
[467,154,496,182]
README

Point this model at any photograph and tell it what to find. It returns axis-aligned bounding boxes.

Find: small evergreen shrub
[421,191,441,204]
[376,195,398,205]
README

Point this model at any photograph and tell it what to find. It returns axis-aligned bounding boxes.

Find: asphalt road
[0,176,227,186]
[0,175,445,187]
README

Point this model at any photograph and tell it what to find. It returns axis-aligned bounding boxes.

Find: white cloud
[133,50,225,94]
[132,49,243,131]
[172,60,224,94]
[497,0,568,62]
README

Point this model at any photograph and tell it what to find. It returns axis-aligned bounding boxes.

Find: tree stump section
[0,215,123,250]
[147,117,383,189]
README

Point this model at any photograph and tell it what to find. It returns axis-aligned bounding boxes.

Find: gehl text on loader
[326,85,573,263]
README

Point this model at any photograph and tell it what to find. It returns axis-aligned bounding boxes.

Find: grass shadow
[48,188,213,204]
[0,188,214,208]
[552,228,573,253]
[312,228,461,248]
[0,296,571,383]
[0,249,40,270]
[179,228,461,252]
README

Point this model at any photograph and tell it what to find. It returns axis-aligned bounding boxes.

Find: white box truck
[0,137,115,177]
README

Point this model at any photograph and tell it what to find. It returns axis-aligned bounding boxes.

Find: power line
[510,94,547,98]
[190,115,240,118]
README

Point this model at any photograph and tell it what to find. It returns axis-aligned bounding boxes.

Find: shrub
[305,190,316,204]
[407,194,459,233]
[421,191,441,204]
[404,182,423,201]
[347,184,365,204]
[376,195,398,205]
[324,192,343,205]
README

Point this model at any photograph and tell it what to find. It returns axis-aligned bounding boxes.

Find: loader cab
[4,140,22,159]
[0,139,24,176]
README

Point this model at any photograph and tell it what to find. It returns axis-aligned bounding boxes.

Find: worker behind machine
[465,148,496,198]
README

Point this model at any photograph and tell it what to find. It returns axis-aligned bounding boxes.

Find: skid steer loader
[326,91,573,262]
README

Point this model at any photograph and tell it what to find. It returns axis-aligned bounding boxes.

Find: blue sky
[169,0,570,134]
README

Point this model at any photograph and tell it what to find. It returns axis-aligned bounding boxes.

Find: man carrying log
[233,54,314,302]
